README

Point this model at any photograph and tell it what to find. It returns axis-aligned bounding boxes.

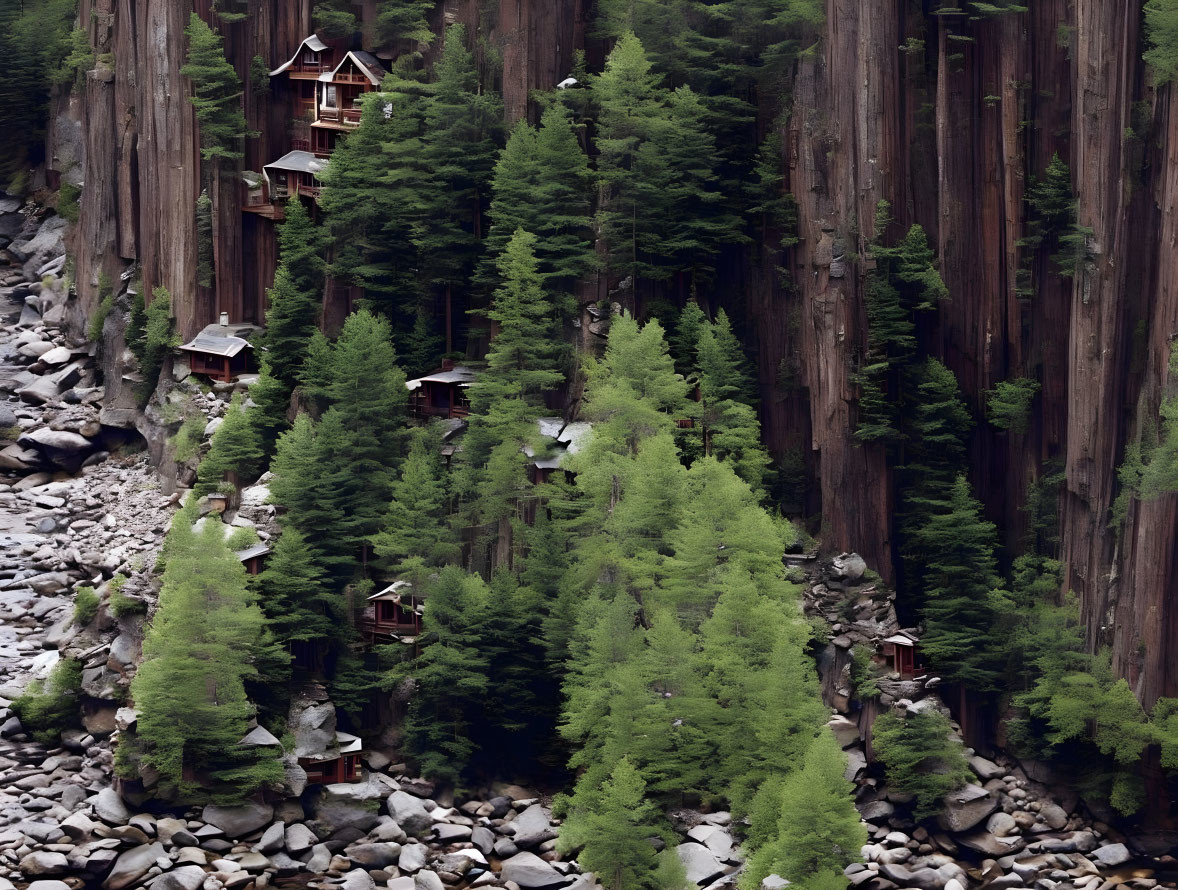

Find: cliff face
[773,1,1178,707]
[60,1,1178,706]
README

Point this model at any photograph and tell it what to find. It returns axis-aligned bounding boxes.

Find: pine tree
[130,505,285,800]
[276,197,328,301]
[395,566,491,784]
[914,475,1009,691]
[482,105,595,308]
[742,730,866,890]
[415,25,503,351]
[370,425,459,584]
[195,393,264,498]
[180,14,250,162]
[670,302,708,376]
[871,709,972,820]
[256,526,339,661]
[375,0,434,48]
[562,757,686,890]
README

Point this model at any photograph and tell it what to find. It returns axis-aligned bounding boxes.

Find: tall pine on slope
[181,14,250,162]
[914,475,1010,691]
[256,526,339,669]
[482,105,595,310]
[130,504,284,800]
[195,394,264,500]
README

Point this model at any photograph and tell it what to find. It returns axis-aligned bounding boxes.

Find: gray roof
[405,365,477,392]
[321,50,388,86]
[235,543,272,562]
[525,418,594,469]
[269,34,329,77]
[239,725,281,747]
[179,325,254,358]
[264,150,328,176]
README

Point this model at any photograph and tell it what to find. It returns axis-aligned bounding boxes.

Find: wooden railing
[318,106,362,126]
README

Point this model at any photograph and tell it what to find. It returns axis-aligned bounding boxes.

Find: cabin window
[303,49,319,65]
[324,84,337,107]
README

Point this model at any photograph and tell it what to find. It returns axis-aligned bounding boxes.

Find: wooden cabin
[309,50,388,156]
[269,35,341,121]
[263,150,327,203]
[405,362,476,420]
[236,543,272,576]
[298,731,363,784]
[881,631,923,680]
[178,319,259,382]
[360,581,424,643]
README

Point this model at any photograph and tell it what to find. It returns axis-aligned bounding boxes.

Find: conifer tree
[376,0,434,47]
[131,505,284,800]
[256,527,339,664]
[670,302,708,376]
[195,394,264,499]
[742,730,866,890]
[483,105,595,307]
[395,566,491,784]
[914,475,1009,691]
[562,756,686,890]
[181,14,250,162]
[416,25,503,351]
[871,709,972,820]
[370,425,459,584]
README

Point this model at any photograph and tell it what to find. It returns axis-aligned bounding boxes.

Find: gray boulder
[201,802,274,837]
[341,869,376,890]
[345,842,402,868]
[511,803,557,848]
[761,877,791,890]
[20,427,92,470]
[149,866,207,890]
[104,843,167,890]
[471,826,496,855]
[27,883,71,890]
[676,843,725,886]
[255,822,286,854]
[1038,803,1069,830]
[831,552,867,581]
[956,831,1024,857]
[432,822,472,843]
[284,822,319,854]
[937,784,998,833]
[93,788,132,825]
[1091,842,1131,867]
[398,843,429,873]
[986,812,1018,837]
[969,755,1005,781]
[388,790,433,837]
[309,788,380,836]
[500,851,571,888]
[878,864,944,890]
[17,376,61,405]
[19,852,70,876]
[413,872,444,890]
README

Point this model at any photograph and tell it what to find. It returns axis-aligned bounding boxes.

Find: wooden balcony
[289,61,334,79]
[333,71,371,84]
[318,106,362,127]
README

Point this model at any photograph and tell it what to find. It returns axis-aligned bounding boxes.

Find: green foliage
[376,0,435,48]
[0,0,78,185]
[849,645,881,700]
[73,586,100,626]
[171,416,205,463]
[987,377,1040,434]
[872,709,972,820]
[225,526,259,551]
[88,292,114,343]
[742,730,865,890]
[256,526,339,662]
[1145,0,1178,84]
[196,190,214,287]
[57,181,81,223]
[196,394,264,496]
[312,0,356,38]
[11,658,83,744]
[108,577,148,618]
[132,287,180,389]
[130,504,285,801]
[181,14,250,162]
[53,27,94,93]
[913,475,1009,690]
[1019,154,1090,283]
[249,54,269,101]
[561,756,686,890]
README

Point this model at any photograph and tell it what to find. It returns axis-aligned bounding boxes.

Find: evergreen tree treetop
[181,13,251,162]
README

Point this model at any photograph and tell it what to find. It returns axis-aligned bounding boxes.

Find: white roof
[179,329,252,358]
[336,731,362,754]
[269,34,329,77]
[405,366,477,392]
[235,543,272,562]
[369,580,412,601]
[264,150,328,176]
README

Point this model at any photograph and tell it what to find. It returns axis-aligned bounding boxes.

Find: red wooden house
[360,580,424,644]
[298,731,364,784]
[405,362,476,420]
[178,319,260,382]
[881,630,923,680]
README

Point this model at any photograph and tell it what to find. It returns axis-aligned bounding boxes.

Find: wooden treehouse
[178,317,260,382]
[360,581,424,644]
[881,630,923,680]
[298,731,364,785]
[405,361,476,420]
[269,34,341,122]
[235,542,272,576]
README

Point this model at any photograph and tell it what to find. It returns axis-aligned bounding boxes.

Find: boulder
[388,790,433,837]
[255,822,285,854]
[676,843,726,886]
[761,877,791,890]
[955,832,1024,857]
[1030,830,1098,854]
[413,872,445,890]
[20,427,92,470]
[511,803,557,848]
[969,755,1005,781]
[1091,843,1131,867]
[831,552,867,581]
[987,812,1018,837]
[93,788,132,825]
[19,852,70,875]
[388,880,415,890]
[399,843,428,873]
[829,715,860,749]
[18,376,61,405]
[104,843,167,890]
[345,842,402,868]
[937,784,998,833]
[471,826,496,855]
[284,822,319,854]
[27,883,71,890]
[878,865,944,890]
[341,870,376,890]
[201,802,274,837]
[1038,803,1069,830]
[859,800,895,823]
[433,822,472,843]
[500,852,570,889]
[149,867,208,890]
[309,788,380,836]
[40,345,72,366]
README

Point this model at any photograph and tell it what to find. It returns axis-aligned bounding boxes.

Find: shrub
[225,526,260,551]
[108,574,147,618]
[57,181,81,223]
[987,377,1041,434]
[171,416,205,463]
[849,644,881,699]
[88,272,115,343]
[872,709,972,820]
[73,585,99,626]
[11,659,83,743]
